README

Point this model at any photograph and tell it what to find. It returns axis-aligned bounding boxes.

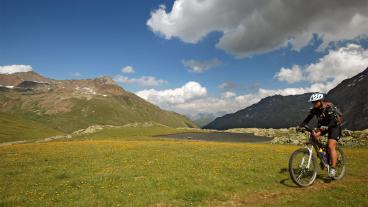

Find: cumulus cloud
[136,85,270,115]
[114,75,167,87]
[121,66,135,74]
[182,58,221,73]
[274,65,304,84]
[147,0,368,57]
[136,81,207,105]
[305,44,368,83]
[135,79,271,115]
[275,44,368,92]
[0,65,33,74]
[221,92,236,99]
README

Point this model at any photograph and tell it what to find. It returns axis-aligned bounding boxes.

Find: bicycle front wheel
[289,148,318,187]
[333,146,346,180]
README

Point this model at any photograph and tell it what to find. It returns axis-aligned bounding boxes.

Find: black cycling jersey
[301,102,338,128]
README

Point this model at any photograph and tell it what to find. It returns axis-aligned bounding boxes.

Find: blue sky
[1,0,368,116]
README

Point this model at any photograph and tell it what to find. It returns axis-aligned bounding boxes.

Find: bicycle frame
[303,143,314,170]
[302,129,330,171]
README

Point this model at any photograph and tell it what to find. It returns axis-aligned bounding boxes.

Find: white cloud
[305,44,368,83]
[136,81,207,105]
[174,97,232,114]
[136,81,270,115]
[275,44,368,92]
[138,89,266,116]
[0,65,33,74]
[221,92,236,99]
[147,0,368,57]
[274,65,304,84]
[121,66,135,74]
[182,58,221,73]
[114,75,167,87]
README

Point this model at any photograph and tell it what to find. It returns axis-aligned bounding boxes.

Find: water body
[157,132,272,143]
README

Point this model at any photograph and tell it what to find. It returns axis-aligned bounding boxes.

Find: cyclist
[299,92,342,178]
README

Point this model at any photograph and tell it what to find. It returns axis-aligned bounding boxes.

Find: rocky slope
[0,72,197,133]
[326,68,368,130]
[205,67,368,130]
[0,71,54,86]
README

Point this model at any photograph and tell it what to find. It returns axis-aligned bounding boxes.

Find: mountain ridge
[205,67,368,130]
[0,71,197,135]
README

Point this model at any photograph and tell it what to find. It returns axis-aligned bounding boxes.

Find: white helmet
[308,93,325,102]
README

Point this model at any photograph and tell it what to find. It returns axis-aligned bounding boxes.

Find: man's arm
[300,110,314,126]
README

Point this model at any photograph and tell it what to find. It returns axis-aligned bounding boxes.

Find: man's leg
[328,139,337,168]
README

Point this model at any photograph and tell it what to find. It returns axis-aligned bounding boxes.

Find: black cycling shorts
[321,126,342,141]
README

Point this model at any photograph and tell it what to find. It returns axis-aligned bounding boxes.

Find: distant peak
[363,67,368,74]
[94,76,117,85]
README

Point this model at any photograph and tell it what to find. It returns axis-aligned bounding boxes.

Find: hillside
[0,112,63,143]
[205,93,314,130]
[0,72,197,139]
[326,68,368,130]
[0,71,54,86]
[205,67,368,130]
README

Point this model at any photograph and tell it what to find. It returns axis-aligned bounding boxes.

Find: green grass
[0,112,63,143]
[1,127,367,207]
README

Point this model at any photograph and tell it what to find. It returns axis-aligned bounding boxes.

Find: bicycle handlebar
[296,125,313,133]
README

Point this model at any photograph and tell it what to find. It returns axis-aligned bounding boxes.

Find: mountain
[205,67,368,130]
[326,68,368,130]
[0,72,197,135]
[204,93,314,130]
[0,71,53,86]
[189,111,227,127]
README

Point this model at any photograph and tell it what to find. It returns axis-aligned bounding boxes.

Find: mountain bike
[288,125,346,187]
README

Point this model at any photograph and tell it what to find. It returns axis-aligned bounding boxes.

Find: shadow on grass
[278,168,332,188]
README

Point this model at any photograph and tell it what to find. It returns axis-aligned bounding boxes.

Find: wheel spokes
[295,157,311,183]
[289,149,317,187]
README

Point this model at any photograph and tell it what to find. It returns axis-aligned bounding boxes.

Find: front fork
[303,145,313,169]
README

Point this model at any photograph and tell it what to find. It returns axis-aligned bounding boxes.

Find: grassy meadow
[1,126,368,207]
[0,112,64,143]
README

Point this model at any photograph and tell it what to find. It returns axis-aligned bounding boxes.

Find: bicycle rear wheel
[289,148,318,187]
